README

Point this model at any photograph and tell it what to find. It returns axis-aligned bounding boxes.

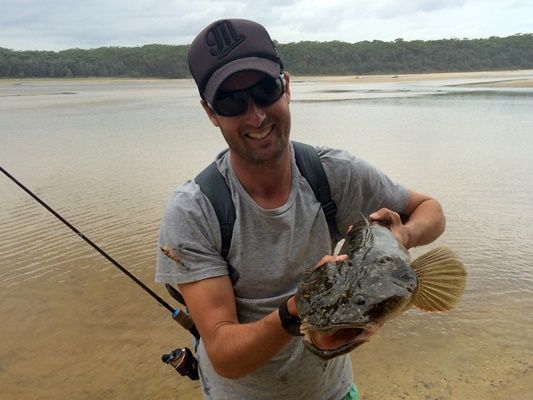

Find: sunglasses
[211,75,285,117]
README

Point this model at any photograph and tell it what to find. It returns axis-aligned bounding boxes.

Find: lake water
[1,71,533,399]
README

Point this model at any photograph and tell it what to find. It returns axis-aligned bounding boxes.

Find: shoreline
[1,69,533,88]
[291,69,533,87]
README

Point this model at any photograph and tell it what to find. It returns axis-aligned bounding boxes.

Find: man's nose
[244,98,266,127]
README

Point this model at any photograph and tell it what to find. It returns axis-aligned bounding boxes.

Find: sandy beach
[292,69,533,87]
[2,69,533,88]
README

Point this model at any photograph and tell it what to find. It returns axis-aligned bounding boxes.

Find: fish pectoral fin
[411,246,467,312]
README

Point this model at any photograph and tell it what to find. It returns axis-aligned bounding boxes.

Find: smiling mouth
[246,125,273,140]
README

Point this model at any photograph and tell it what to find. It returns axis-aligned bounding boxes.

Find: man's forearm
[179,276,294,380]
[202,308,293,379]
[404,198,446,248]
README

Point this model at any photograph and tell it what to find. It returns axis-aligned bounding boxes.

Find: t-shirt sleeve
[317,146,409,236]
[155,180,229,284]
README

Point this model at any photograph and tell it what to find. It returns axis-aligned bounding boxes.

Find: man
[156,18,445,400]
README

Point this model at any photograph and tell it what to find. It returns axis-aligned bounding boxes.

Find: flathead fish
[296,220,466,359]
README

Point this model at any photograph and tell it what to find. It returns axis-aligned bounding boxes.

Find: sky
[1,0,532,51]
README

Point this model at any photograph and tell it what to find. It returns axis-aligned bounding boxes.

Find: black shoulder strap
[292,141,342,245]
[195,142,341,262]
[195,161,235,261]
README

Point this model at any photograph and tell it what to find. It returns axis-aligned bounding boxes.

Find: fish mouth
[301,322,379,360]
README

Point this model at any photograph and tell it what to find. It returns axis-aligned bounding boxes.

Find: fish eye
[378,256,393,264]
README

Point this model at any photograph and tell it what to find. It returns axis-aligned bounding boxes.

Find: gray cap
[188,19,283,103]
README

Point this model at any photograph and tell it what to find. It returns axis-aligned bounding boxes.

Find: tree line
[1,34,532,78]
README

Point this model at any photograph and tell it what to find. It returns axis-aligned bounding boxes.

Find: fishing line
[0,165,198,339]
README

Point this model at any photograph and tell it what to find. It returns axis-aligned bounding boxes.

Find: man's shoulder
[314,145,370,179]
[162,180,213,219]
[293,142,354,170]
[315,145,357,163]
[167,180,202,202]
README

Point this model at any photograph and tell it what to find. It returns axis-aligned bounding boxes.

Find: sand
[291,69,533,87]
[2,70,533,88]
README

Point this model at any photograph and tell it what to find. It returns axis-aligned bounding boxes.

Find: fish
[295,219,467,360]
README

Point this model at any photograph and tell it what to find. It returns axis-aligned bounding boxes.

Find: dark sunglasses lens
[213,94,247,116]
[252,77,284,106]
[213,76,284,116]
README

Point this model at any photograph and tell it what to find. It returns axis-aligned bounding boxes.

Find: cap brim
[203,57,281,104]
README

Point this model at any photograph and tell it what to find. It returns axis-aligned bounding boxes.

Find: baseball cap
[188,19,284,104]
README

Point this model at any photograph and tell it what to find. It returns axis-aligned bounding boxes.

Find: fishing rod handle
[172,307,194,330]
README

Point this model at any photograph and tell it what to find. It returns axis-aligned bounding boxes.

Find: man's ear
[201,100,220,127]
[283,71,291,103]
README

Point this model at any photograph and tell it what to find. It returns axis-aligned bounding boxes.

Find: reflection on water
[1,72,533,399]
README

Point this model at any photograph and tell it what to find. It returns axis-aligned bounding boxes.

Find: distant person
[156,18,446,400]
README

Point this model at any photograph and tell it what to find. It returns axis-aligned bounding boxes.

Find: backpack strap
[292,141,343,246]
[195,161,235,261]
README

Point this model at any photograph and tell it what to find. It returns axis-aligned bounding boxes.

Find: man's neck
[230,147,292,209]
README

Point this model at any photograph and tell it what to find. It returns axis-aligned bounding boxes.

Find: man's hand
[287,254,349,316]
[369,189,446,249]
[369,208,411,249]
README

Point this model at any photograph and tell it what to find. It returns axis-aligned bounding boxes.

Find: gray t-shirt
[156,144,408,400]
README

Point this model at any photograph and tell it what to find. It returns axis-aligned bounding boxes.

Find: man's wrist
[278,299,303,336]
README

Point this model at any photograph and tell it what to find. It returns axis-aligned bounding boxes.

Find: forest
[1,34,532,78]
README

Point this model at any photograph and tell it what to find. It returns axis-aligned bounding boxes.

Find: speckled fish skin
[296,220,418,358]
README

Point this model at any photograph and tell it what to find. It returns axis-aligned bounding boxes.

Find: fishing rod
[1,165,201,379]
[0,165,199,340]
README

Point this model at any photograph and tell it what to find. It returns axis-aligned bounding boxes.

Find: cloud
[371,0,467,19]
[0,0,531,50]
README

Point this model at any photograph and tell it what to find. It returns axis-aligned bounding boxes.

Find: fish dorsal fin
[411,247,467,312]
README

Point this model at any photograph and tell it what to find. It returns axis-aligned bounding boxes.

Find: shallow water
[1,72,533,399]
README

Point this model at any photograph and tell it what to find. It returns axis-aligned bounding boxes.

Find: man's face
[203,71,292,165]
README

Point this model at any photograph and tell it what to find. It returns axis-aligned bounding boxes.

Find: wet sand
[292,69,533,87]
[2,69,533,88]
[0,264,202,400]
[452,78,533,87]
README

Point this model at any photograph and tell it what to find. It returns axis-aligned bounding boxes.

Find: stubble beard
[231,114,291,166]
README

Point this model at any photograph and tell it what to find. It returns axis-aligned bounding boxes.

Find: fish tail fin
[411,247,467,312]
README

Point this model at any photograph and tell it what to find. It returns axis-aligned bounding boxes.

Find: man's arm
[178,276,294,380]
[369,189,445,249]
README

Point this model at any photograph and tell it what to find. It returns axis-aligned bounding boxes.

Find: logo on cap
[206,20,245,59]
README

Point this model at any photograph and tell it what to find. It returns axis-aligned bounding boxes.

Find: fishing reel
[162,347,199,381]
[161,284,200,380]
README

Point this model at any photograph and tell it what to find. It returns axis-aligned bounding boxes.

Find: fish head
[296,223,418,359]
